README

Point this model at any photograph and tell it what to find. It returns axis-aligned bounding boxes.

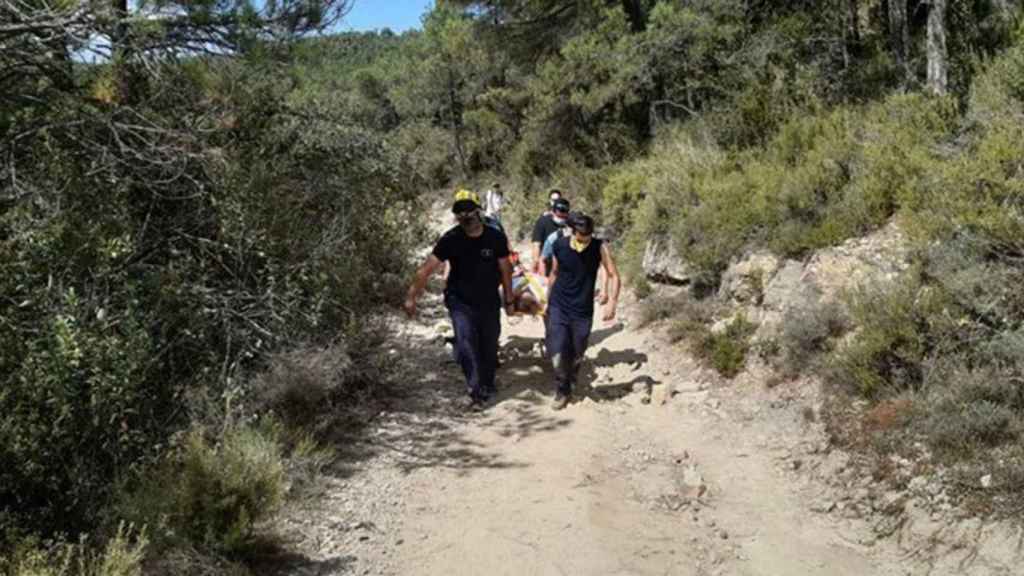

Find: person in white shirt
[484,182,505,223]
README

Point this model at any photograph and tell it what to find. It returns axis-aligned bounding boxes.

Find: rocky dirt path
[272,278,988,576]
[268,206,1022,575]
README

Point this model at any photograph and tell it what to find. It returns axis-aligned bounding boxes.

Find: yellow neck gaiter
[570,236,591,253]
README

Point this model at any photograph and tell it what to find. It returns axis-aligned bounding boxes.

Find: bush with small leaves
[693,314,757,378]
[0,524,147,576]
[776,299,848,377]
[116,423,285,554]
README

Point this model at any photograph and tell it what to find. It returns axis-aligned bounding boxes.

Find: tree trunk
[446,66,468,179]
[887,0,913,88]
[926,0,949,96]
[842,0,860,69]
[620,0,646,32]
[112,0,128,56]
[112,0,131,101]
[847,0,860,45]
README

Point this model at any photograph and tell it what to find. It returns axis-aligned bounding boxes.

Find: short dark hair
[548,188,562,199]
[552,198,570,213]
[568,212,594,235]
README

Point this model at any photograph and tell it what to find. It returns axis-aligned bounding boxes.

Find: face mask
[457,211,480,227]
[571,234,592,252]
[552,215,566,225]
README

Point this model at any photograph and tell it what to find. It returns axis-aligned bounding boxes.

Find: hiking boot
[551,393,570,411]
[461,396,487,413]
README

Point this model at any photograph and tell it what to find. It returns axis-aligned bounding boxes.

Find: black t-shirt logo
[480,249,494,259]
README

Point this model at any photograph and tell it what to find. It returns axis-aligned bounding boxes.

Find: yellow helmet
[452,188,481,211]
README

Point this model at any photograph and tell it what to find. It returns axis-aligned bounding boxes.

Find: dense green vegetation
[5,0,1024,572]
[1,1,416,572]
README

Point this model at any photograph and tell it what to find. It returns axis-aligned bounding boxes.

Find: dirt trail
[270,226,1014,576]
[366,298,901,576]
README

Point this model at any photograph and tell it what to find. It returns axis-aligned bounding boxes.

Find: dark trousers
[446,294,500,400]
[546,305,593,396]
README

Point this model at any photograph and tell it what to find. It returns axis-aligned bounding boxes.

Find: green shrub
[693,314,757,378]
[925,396,1019,458]
[0,299,157,536]
[250,344,353,430]
[0,524,147,576]
[639,292,718,330]
[601,167,647,236]
[631,276,653,300]
[1,56,416,537]
[609,94,956,287]
[776,299,848,377]
[827,276,941,398]
[117,424,285,553]
[391,119,456,187]
[638,295,685,328]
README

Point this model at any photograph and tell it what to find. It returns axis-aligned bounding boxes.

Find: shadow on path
[316,293,658,483]
[249,549,356,576]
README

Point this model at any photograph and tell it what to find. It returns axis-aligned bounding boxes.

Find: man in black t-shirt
[404,190,514,411]
[531,196,570,276]
[546,213,621,410]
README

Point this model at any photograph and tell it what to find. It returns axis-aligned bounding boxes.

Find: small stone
[907,476,928,493]
[682,466,707,498]
[980,474,993,489]
[811,499,837,513]
[719,530,729,540]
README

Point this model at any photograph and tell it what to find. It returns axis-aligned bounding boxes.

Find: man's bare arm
[498,257,514,312]
[600,244,621,320]
[404,255,444,317]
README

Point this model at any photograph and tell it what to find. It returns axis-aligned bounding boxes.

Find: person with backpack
[404,189,515,411]
[541,218,571,281]
[531,196,570,276]
[546,212,621,410]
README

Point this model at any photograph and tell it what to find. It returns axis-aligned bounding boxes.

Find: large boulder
[803,220,911,305]
[722,221,911,342]
[720,251,781,305]
[762,259,818,313]
[643,235,690,285]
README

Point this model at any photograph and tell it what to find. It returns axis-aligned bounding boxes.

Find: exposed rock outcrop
[719,221,912,340]
[642,235,690,285]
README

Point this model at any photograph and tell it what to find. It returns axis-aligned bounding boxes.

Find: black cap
[552,198,570,213]
[568,212,594,235]
[452,199,479,214]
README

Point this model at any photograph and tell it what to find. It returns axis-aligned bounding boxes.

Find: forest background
[4,1,1024,574]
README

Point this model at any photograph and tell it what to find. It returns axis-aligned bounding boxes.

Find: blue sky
[340,0,436,33]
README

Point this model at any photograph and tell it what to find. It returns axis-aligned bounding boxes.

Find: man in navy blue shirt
[546,213,621,410]
[405,190,515,411]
